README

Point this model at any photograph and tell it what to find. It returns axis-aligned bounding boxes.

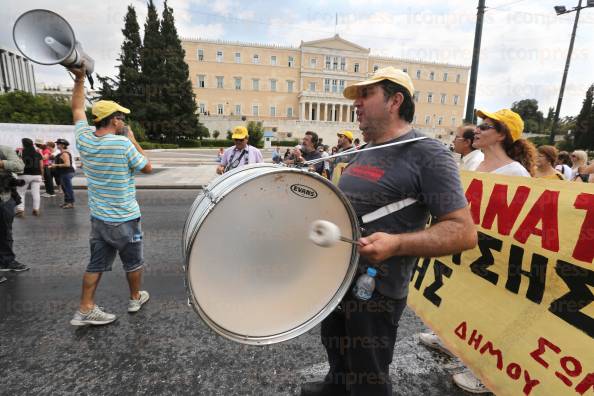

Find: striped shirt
[75,120,148,222]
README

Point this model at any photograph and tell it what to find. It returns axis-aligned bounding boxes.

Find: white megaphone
[12,9,95,84]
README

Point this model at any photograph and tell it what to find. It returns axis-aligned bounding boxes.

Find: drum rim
[182,163,277,254]
[183,166,360,345]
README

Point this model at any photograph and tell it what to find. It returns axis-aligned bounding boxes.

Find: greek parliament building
[0,47,36,95]
[182,35,469,144]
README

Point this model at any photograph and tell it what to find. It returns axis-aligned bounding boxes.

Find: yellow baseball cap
[92,100,130,122]
[476,109,524,142]
[343,66,415,99]
[337,130,354,142]
[231,126,248,140]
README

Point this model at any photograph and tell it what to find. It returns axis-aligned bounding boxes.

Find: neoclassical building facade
[182,35,469,144]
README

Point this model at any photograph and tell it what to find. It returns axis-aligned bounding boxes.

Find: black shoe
[0,276,6,283]
[0,261,30,272]
[300,381,348,396]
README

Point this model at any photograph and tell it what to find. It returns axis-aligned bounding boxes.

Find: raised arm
[69,66,87,124]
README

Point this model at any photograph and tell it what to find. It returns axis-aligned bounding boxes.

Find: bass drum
[183,163,360,345]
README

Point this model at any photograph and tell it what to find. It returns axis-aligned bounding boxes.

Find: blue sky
[2,0,593,118]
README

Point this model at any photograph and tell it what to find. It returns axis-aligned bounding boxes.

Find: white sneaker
[70,305,117,326]
[453,368,490,394]
[41,193,56,198]
[419,331,455,357]
[128,290,150,313]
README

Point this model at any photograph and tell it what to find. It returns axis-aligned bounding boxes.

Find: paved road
[0,190,471,395]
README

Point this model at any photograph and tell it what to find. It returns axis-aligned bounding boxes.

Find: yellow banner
[408,171,594,396]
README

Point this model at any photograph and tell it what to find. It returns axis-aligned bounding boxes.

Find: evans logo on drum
[290,184,318,199]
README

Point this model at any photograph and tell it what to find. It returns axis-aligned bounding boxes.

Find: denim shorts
[87,217,144,273]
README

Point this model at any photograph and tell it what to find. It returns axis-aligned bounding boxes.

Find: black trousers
[0,198,16,266]
[43,165,54,195]
[320,292,407,396]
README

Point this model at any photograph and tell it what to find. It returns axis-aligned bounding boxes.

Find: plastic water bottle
[352,267,377,300]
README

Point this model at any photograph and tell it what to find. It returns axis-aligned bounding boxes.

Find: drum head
[185,167,359,344]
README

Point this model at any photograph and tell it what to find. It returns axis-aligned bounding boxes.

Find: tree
[117,5,143,112]
[246,121,264,147]
[0,91,72,124]
[511,99,544,133]
[138,0,166,139]
[575,85,594,150]
[213,130,220,139]
[159,1,202,142]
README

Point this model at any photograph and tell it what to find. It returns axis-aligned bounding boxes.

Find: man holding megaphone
[68,63,153,327]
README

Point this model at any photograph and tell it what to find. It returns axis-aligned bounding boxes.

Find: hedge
[138,142,179,149]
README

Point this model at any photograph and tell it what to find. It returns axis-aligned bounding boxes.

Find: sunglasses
[476,124,497,131]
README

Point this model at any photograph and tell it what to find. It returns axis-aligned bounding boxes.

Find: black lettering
[470,232,502,285]
[452,252,461,265]
[422,260,452,307]
[549,260,594,338]
[505,245,548,304]
[411,257,431,290]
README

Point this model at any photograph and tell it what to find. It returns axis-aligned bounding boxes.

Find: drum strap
[224,149,248,173]
[361,197,418,224]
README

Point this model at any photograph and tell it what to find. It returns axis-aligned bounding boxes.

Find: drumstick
[309,220,360,247]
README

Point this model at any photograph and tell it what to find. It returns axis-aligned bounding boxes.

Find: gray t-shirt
[338,129,467,299]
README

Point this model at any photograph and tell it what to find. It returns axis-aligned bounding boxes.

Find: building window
[287,107,293,117]
[373,65,379,72]
[197,75,205,88]
[310,58,317,67]
[217,104,224,115]
[451,117,457,126]
[413,92,419,102]
[325,56,331,69]
[339,80,345,93]
[440,94,447,104]
[332,79,338,93]
[199,103,206,114]
[403,67,408,73]
[270,106,276,117]
[438,116,443,126]
[216,50,223,62]
[288,56,295,67]
[324,79,330,92]
[427,92,433,104]
[332,57,339,70]
[197,49,204,61]
[252,105,259,116]
[234,77,241,90]
[425,115,431,125]
[416,70,421,79]
[429,71,435,81]
[252,79,259,91]
[216,76,224,89]
[235,52,241,63]
[354,63,359,73]
[443,72,448,82]
[287,80,294,93]
[235,104,241,115]
[340,57,346,71]
[270,55,277,65]
[270,79,277,92]
[453,95,460,105]
[309,82,316,92]
[456,74,461,83]
[252,54,259,64]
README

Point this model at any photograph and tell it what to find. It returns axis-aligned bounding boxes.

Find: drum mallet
[309,220,360,247]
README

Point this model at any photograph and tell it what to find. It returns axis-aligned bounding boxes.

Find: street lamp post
[549,0,594,144]
[465,0,486,124]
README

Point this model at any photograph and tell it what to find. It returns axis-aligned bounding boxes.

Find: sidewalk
[72,164,219,190]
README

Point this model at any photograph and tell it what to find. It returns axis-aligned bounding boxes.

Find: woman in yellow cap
[472,108,536,177]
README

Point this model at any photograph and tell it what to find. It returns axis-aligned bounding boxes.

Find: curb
[72,185,204,190]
